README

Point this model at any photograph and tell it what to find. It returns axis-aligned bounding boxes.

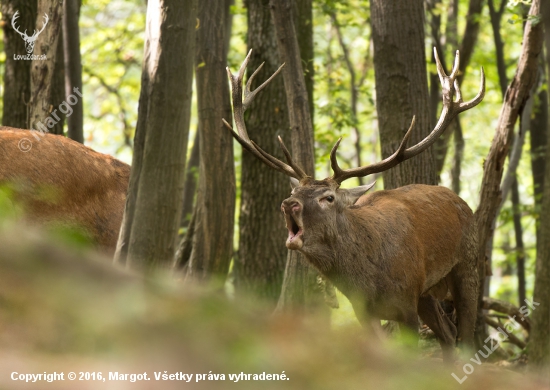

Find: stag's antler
[329,48,485,184]
[33,13,49,38]
[225,48,485,185]
[11,11,28,39]
[223,50,308,180]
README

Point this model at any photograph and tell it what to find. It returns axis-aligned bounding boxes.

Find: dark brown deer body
[0,127,129,253]
[224,49,485,361]
[282,179,478,350]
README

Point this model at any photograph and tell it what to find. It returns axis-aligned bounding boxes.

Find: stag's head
[223,49,485,252]
[11,11,49,54]
[280,177,375,250]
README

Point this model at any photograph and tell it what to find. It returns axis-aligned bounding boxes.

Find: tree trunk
[179,131,199,229]
[28,0,63,131]
[63,0,84,143]
[1,0,37,129]
[370,0,436,188]
[233,0,290,303]
[48,28,65,136]
[185,0,235,282]
[270,0,329,314]
[474,0,542,349]
[529,0,550,374]
[529,118,550,374]
[114,0,197,269]
[292,0,314,122]
[530,61,548,240]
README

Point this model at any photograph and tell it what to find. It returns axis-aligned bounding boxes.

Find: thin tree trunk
[485,6,537,303]
[529,0,550,374]
[28,0,63,130]
[115,0,197,269]
[270,0,328,314]
[292,0,314,123]
[530,60,548,241]
[510,179,526,306]
[49,28,65,135]
[370,0,436,188]
[180,131,199,228]
[63,0,83,143]
[330,12,363,185]
[488,0,508,97]
[1,0,37,129]
[185,0,235,282]
[233,0,290,303]
[457,0,485,85]
[474,0,542,349]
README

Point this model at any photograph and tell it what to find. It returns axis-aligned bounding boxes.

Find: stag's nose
[281,198,302,214]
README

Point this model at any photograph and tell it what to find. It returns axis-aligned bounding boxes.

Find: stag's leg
[418,295,457,363]
[447,260,478,350]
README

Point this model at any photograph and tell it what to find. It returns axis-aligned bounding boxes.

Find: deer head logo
[11,11,49,54]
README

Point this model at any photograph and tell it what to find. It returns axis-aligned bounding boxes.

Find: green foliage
[80,0,146,163]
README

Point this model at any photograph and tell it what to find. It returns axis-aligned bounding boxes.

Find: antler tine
[329,137,344,179]
[434,47,448,84]
[457,67,485,112]
[223,50,307,180]
[36,13,49,34]
[277,136,308,178]
[11,11,26,37]
[449,50,460,80]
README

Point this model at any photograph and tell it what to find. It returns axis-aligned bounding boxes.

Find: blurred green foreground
[0,220,548,390]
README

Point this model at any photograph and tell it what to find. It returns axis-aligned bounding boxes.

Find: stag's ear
[348,181,376,204]
[290,177,300,190]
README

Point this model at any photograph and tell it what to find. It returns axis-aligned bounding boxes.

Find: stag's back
[0,128,130,251]
[354,184,477,294]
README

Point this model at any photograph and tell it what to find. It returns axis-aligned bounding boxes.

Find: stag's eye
[326,196,334,203]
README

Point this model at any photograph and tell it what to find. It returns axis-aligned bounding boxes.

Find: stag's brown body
[224,49,485,361]
[283,178,478,352]
[0,127,129,252]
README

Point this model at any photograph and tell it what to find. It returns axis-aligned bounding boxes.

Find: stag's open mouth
[285,213,303,250]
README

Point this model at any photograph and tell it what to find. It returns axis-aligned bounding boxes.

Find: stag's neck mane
[299,206,386,297]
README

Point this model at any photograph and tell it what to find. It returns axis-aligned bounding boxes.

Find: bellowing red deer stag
[223,49,485,361]
[0,128,129,253]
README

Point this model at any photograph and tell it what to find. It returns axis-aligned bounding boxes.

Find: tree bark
[292,0,314,122]
[529,0,550,373]
[233,0,290,303]
[1,0,37,129]
[179,131,199,229]
[474,0,542,348]
[28,0,63,130]
[48,27,65,135]
[530,62,548,240]
[370,0,436,188]
[270,0,329,314]
[488,0,508,97]
[457,0,485,86]
[184,0,235,282]
[114,0,197,269]
[63,0,83,143]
